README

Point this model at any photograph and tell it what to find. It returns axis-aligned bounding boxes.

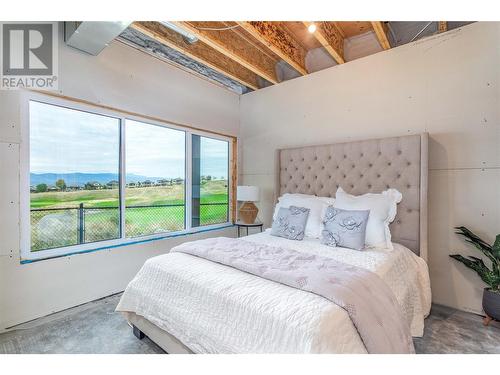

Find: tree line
[32,175,225,193]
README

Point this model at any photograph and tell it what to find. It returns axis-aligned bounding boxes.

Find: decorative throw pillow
[333,187,402,250]
[321,207,370,250]
[273,194,335,238]
[271,205,310,241]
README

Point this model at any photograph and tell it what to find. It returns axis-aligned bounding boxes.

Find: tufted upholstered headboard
[275,133,428,260]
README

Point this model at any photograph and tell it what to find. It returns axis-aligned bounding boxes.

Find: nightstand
[236,221,264,237]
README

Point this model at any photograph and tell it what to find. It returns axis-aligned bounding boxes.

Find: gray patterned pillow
[271,205,310,241]
[321,207,370,250]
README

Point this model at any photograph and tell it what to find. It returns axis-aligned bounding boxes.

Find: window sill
[20,223,235,264]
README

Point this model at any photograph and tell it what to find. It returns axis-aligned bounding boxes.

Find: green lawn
[30,180,229,251]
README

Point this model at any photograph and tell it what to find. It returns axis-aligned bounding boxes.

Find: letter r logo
[2,23,53,76]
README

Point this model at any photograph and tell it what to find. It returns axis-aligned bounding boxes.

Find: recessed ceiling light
[308,23,317,33]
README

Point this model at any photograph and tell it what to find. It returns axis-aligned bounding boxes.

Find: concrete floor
[0,293,498,354]
[413,304,500,354]
[0,294,163,354]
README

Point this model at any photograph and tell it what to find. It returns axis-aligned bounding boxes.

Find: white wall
[0,31,239,329]
[239,22,500,314]
[1,22,498,330]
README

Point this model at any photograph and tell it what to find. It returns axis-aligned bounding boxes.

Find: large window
[24,97,232,260]
[191,135,229,227]
[125,119,185,237]
[29,101,121,252]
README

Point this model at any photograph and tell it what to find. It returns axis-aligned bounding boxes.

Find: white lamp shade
[237,185,260,202]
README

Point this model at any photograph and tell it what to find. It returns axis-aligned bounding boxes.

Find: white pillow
[332,187,402,250]
[273,193,334,238]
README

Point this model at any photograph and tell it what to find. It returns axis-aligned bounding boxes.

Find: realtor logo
[1,22,58,90]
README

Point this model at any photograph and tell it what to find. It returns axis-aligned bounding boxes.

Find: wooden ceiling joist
[438,21,448,33]
[303,22,345,64]
[237,21,308,76]
[371,21,391,50]
[172,21,279,84]
[131,21,261,90]
[335,21,372,38]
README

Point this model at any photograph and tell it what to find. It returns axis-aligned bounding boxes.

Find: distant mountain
[30,173,168,187]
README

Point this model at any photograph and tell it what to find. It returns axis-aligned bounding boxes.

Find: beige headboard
[275,133,428,260]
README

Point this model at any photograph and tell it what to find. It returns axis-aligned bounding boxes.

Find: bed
[116,133,431,354]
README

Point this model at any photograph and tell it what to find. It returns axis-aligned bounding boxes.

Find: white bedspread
[116,230,431,353]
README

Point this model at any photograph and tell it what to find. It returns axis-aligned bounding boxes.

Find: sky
[30,101,120,174]
[126,119,185,178]
[30,101,229,179]
[200,136,229,179]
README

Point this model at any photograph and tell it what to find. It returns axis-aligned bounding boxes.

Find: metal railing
[30,202,228,252]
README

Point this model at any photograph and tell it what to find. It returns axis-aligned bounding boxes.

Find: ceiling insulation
[116,22,475,94]
[387,21,474,46]
[118,27,251,94]
[305,47,337,73]
[344,31,383,61]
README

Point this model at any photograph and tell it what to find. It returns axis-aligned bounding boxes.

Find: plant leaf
[449,254,493,286]
[456,227,497,265]
[492,234,500,260]
[452,227,500,289]
[467,256,487,268]
[455,226,491,249]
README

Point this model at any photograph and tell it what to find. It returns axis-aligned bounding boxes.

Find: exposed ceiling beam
[438,21,448,33]
[371,21,391,50]
[333,22,346,38]
[131,22,261,90]
[303,22,345,64]
[172,21,279,84]
[237,21,308,75]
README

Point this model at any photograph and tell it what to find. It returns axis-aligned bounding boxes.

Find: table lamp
[237,185,260,224]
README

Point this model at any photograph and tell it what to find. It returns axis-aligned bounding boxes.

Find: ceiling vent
[65,21,131,55]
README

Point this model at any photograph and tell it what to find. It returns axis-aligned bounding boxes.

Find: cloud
[30,101,120,173]
[30,102,229,179]
[126,119,185,177]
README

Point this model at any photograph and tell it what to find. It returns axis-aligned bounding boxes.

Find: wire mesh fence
[31,207,79,251]
[30,202,228,252]
[125,204,185,238]
[199,202,229,226]
[84,207,120,243]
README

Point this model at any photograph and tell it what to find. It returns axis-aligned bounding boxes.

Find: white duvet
[116,230,431,353]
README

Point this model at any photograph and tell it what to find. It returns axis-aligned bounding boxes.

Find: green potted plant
[450,226,500,325]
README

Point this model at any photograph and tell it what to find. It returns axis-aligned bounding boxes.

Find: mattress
[116,230,431,353]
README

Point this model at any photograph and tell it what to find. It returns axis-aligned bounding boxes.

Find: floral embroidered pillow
[321,206,370,250]
[271,205,310,241]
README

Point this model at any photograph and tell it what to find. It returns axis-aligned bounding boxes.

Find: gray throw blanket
[172,237,415,354]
